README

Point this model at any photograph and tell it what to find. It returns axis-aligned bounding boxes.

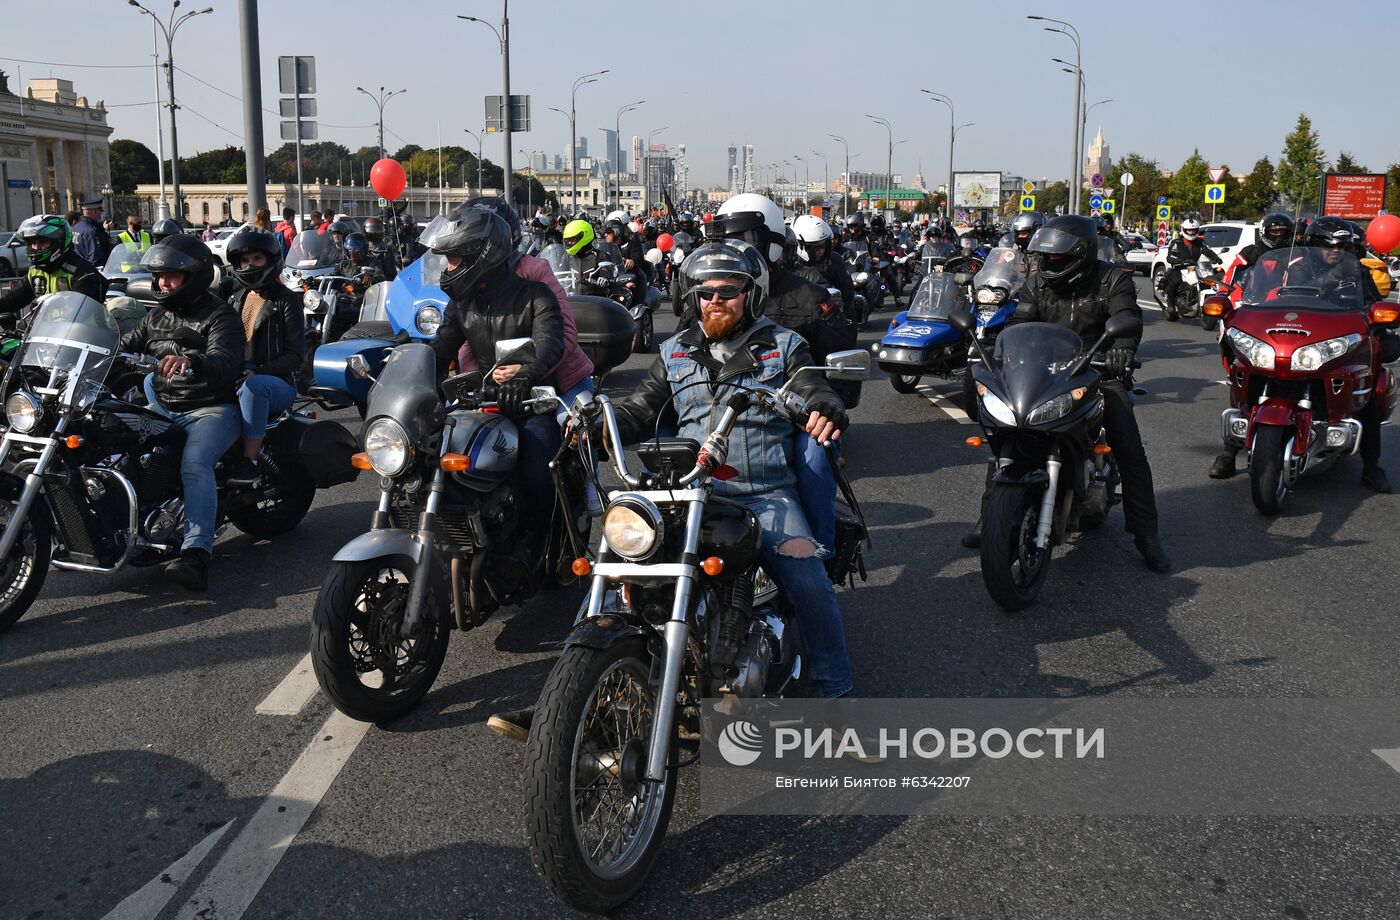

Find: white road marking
[255,652,320,716]
[101,820,234,920]
[918,384,974,425]
[173,709,372,920]
[1373,748,1400,775]
[1136,299,1163,313]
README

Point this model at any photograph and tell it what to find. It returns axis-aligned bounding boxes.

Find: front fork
[399,424,453,639]
[0,433,59,561]
[1034,449,1062,550]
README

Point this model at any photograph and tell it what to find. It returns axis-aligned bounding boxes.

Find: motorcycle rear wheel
[310,556,449,722]
[228,470,316,538]
[980,484,1052,612]
[0,502,52,633]
[1249,424,1288,515]
[526,637,677,913]
[889,372,922,394]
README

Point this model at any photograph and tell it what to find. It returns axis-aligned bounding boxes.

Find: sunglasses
[695,285,746,302]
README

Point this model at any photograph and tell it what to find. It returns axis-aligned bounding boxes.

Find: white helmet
[792,214,834,263]
[714,193,786,263]
[1180,218,1201,238]
[605,209,630,225]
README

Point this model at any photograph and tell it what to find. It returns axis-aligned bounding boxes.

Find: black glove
[807,399,849,436]
[1104,347,1135,377]
[497,373,535,416]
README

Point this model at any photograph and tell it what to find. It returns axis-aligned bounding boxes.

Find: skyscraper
[631,135,642,181]
[600,128,619,176]
[1083,126,1111,185]
[743,145,754,193]
[728,144,737,193]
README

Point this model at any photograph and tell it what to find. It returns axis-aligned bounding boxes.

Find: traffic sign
[1022,180,1035,194]
[1204,184,1226,204]
[1158,221,1169,232]
[1090,209,1101,217]
[1091,173,1104,188]
[1019,195,1036,212]
[1121,171,1135,187]
[1158,195,1168,205]
[1208,166,1228,183]
[1156,204,1172,220]
[1102,199,1116,214]
[1089,194,1104,210]
[1102,188,1115,199]
[378,197,388,208]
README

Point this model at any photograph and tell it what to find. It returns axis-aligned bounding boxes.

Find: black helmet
[1101,214,1116,231]
[424,208,512,301]
[463,196,521,247]
[681,238,770,326]
[1346,220,1367,255]
[973,218,986,232]
[1258,213,1294,251]
[870,213,886,232]
[603,219,626,241]
[1303,215,1352,249]
[328,219,356,244]
[224,225,284,291]
[362,216,385,243]
[343,231,369,263]
[138,233,215,312]
[678,211,697,233]
[1009,211,1046,252]
[150,218,183,244]
[1027,214,1098,288]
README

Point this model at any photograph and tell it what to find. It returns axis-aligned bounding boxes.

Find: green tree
[178,146,246,184]
[1276,113,1326,213]
[1168,149,1211,218]
[1333,151,1368,174]
[109,139,158,194]
[391,144,422,162]
[1240,157,1276,219]
[1103,153,1167,231]
[265,142,353,184]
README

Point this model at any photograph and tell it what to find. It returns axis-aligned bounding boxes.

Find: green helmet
[14,214,73,267]
[563,219,595,257]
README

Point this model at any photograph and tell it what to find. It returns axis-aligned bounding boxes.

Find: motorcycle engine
[479,485,519,544]
[143,497,185,547]
[718,615,784,698]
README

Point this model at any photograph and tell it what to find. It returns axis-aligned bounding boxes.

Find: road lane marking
[255,652,319,716]
[101,820,234,920]
[1137,299,1163,313]
[919,384,974,425]
[1373,748,1400,775]
[173,709,372,920]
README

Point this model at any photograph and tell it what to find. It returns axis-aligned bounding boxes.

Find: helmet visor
[1026,225,1087,256]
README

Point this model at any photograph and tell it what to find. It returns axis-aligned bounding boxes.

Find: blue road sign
[1089,194,1104,210]
[1158,195,1168,205]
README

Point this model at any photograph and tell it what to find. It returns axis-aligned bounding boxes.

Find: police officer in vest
[119,215,153,250]
[0,214,105,322]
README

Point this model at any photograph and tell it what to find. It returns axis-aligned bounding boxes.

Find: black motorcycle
[952,308,1141,610]
[0,292,359,632]
[523,349,871,912]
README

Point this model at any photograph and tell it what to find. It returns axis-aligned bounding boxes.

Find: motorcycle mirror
[441,369,483,402]
[822,349,872,381]
[494,337,536,366]
[947,307,977,335]
[1103,312,1143,342]
[530,385,559,413]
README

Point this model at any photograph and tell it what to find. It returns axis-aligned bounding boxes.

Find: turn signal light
[1093,444,1113,455]
[965,436,984,447]
[571,557,591,576]
[64,435,83,449]
[1202,297,1227,317]
[350,452,373,470]
[1369,305,1400,325]
[701,556,725,576]
[440,453,471,472]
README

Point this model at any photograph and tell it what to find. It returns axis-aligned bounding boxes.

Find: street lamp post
[463,129,484,195]
[1031,14,1083,214]
[866,115,894,222]
[1053,58,1088,212]
[564,69,609,213]
[793,154,811,211]
[614,100,643,211]
[810,150,829,210]
[458,3,515,212]
[355,86,406,160]
[829,135,851,219]
[921,90,957,219]
[128,0,213,224]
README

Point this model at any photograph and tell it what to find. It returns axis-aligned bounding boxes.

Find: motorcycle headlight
[5,391,42,433]
[975,287,1006,305]
[363,418,412,477]
[415,305,443,336]
[976,385,1017,426]
[1291,334,1362,372]
[1226,328,1276,370]
[1026,392,1075,426]
[602,495,662,561]
[303,289,323,311]
[854,271,869,284]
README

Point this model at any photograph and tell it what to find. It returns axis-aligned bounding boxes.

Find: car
[1150,220,1260,303]
[206,224,247,266]
[0,231,33,277]
[1120,232,1158,275]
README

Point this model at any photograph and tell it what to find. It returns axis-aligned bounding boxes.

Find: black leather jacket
[1010,259,1143,352]
[117,290,246,411]
[229,283,306,383]
[429,268,563,384]
[794,249,856,317]
[1166,236,1219,268]
[764,268,847,365]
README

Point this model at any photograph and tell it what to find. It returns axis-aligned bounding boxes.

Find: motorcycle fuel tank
[444,410,519,491]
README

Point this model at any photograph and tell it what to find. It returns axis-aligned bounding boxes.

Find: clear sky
[5,0,1398,188]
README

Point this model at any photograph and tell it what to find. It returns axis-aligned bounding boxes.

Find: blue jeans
[517,412,562,525]
[153,403,241,553]
[734,488,854,698]
[796,434,839,554]
[238,373,297,440]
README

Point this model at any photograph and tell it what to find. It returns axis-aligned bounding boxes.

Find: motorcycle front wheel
[1249,424,1288,515]
[889,372,922,394]
[980,484,1052,612]
[310,555,450,722]
[0,501,52,633]
[526,637,677,913]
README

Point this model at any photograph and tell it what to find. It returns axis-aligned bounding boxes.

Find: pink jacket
[456,253,595,392]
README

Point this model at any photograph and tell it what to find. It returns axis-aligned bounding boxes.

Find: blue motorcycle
[874,246,1024,409]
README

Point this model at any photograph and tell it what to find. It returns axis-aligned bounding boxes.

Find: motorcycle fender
[332,528,423,565]
[564,614,653,653]
[1252,400,1296,429]
[991,467,1050,486]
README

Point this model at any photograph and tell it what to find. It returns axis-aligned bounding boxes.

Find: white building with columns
[0,72,113,229]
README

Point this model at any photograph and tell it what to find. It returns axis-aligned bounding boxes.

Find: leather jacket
[117,290,246,411]
[1010,259,1143,352]
[229,283,306,383]
[430,266,563,384]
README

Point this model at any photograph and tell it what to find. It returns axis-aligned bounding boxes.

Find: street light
[458,5,514,212]
[829,134,851,219]
[614,100,643,211]
[921,90,957,219]
[644,127,668,215]
[564,69,609,214]
[1030,14,1083,214]
[355,86,406,161]
[866,114,894,222]
[810,149,829,209]
[127,0,212,223]
[463,129,484,195]
[793,154,810,211]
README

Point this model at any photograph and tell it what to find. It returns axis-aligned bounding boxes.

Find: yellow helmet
[563,219,594,256]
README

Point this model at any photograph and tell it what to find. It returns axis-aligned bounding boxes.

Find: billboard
[1320,173,1386,220]
[953,171,1001,209]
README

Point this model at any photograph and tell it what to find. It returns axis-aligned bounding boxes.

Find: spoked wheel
[227,469,316,538]
[310,556,449,722]
[526,637,677,912]
[980,484,1052,612]
[0,502,52,633]
[889,372,922,394]
[1249,425,1289,515]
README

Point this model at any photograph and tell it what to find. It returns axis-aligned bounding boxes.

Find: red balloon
[656,233,675,252]
[1366,213,1400,254]
[370,158,407,201]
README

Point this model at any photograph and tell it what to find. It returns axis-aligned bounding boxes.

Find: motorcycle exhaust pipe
[1034,457,1061,550]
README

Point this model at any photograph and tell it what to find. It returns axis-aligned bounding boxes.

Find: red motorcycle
[1204,247,1399,513]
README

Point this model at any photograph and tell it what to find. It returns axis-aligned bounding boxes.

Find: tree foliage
[1276,113,1326,213]
[1102,153,1167,229]
[109,139,158,194]
[1240,157,1276,219]
[176,146,247,184]
[1332,151,1368,174]
[1168,149,1211,219]
[1386,163,1400,217]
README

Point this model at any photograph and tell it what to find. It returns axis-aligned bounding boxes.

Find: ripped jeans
[732,488,853,698]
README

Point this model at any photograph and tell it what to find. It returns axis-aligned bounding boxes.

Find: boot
[1134,535,1171,574]
[165,548,211,592]
[226,456,262,487]
[1361,464,1393,494]
[487,707,534,743]
[1208,449,1239,480]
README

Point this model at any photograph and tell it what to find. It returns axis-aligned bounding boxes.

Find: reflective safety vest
[25,264,76,297]
[119,229,152,249]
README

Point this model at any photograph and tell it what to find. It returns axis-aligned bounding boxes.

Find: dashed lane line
[255,652,320,716]
[100,820,234,920]
[918,384,974,425]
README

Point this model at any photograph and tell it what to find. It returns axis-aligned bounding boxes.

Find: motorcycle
[1203,247,1399,514]
[522,349,872,912]
[0,292,359,632]
[843,241,884,315]
[1154,258,1208,320]
[280,230,341,295]
[309,338,611,722]
[545,244,657,354]
[954,306,1142,610]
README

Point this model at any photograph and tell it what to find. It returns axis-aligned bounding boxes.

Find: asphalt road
[3,276,1399,920]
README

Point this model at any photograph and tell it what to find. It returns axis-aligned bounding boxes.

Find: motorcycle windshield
[288,231,339,270]
[540,243,582,295]
[973,247,1026,296]
[1240,247,1368,311]
[359,280,392,323]
[16,291,120,404]
[103,242,147,276]
[364,342,440,439]
[991,322,1084,419]
[906,274,969,322]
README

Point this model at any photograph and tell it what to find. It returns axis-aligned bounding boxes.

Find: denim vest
[659,318,801,496]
